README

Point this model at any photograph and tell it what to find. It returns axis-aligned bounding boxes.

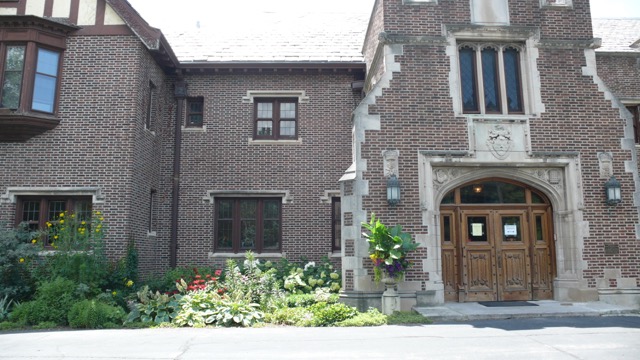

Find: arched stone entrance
[439,179,555,302]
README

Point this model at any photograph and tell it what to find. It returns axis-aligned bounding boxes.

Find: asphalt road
[1,316,639,359]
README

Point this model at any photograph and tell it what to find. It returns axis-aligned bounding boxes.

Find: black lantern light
[387,174,401,206]
[604,175,621,206]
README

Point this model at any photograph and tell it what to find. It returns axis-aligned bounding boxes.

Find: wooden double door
[440,181,555,302]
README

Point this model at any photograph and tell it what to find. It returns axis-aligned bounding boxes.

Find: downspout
[170,75,187,268]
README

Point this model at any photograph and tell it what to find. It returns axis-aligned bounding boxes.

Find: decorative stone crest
[597,152,614,179]
[487,124,512,160]
[432,168,474,191]
[383,150,400,177]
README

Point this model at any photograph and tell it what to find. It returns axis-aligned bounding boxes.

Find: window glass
[257,103,273,118]
[280,120,296,136]
[503,47,523,113]
[481,48,500,113]
[215,198,281,253]
[467,216,488,242]
[32,48,60,113]
[501,216,522,242]
[459,47,478,112]
[217,200,233,249]
[442,215,451,243]
[280,102,296,118]
[332,198,341,251]
[22,200,40,231]
[441,191,455,204]
[186,98,204,127]
[1,45,25,109]
[257,120,273,136]
[460,181,526,204]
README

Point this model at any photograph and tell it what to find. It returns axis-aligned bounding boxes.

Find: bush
[173,290,221,327]
[386,311,432,325]
[67,300,125,329]
[209,298,263,327]
[10,277,85,326]
[125,286,180,324]
[0,321,20,331]
[0,223,41,301]
[335,308,387,327]
[285,289,339,308]
[308,302,358,327]
[148,266,221,294]
[265,307,314,327]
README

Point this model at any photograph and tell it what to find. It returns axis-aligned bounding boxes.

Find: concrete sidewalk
[414,300,639,322]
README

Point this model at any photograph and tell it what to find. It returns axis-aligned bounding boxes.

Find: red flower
[215,269,222,276]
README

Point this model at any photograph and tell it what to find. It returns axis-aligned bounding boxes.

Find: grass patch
[386,311,431,325]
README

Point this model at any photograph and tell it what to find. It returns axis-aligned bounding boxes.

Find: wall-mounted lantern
[604,175,621,206]
[387,174,401,206]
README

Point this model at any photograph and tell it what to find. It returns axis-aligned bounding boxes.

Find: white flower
[304,262,316,271]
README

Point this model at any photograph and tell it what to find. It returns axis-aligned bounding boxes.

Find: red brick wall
[357,0,638,288]
[176,70,361,267]
[597,54,640,100]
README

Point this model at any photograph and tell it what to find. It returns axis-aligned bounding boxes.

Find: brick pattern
[356,0,638,290]
[596,55,640,100]
[175,70,360,266]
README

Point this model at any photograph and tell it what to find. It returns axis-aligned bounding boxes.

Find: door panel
[496,211,531,301]
[440,210,459,301]
[530,209,554,299]
[461,211,497,301]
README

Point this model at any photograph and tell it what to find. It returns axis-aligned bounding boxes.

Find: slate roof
[163,10,370,63]
[592,18,640,53]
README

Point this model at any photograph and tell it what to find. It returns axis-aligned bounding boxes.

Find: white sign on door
[504,224,518,236]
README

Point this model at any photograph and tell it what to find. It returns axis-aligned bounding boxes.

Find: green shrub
[285,289,339,308]
[223,254,284,311]
[125,286,180,324]
[386,311,432,325]
[335,308,387,327]
[0,321,20,331]
[210,298,263,327]
[67,300,126,329]
[265,307,313,326]
[106,240,139,302]
[0,222,41,301]
[10,277,84,326]
[308,302,358,327]
[31,321,58,330]
[173,291,221,327]
[148,266,220,293]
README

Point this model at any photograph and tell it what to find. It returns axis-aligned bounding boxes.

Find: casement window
[458,43,524,115]
[148,190,157,234]
[16,196,92,245]
[215,198,281,253]
[627,105,640,144]
[331,197,341,252]
[186,97,204,127]
[254,99,298,140]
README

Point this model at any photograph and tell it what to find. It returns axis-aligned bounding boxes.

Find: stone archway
[439,178,555,302]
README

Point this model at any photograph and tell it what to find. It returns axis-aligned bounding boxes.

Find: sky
[126,0,640,31]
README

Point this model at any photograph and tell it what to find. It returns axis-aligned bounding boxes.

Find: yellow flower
[96,211,101,215]
[99,217,104,221]
[112,291,117,296]
[19,258,25,263]
[59,219,64,224]
[70,214,75,218]
[53,235,58,240]
[81,221,86,225]
[59,212,64,217]
[125,280,134,287]
[46,222,52,227]
[31,239,37,244]
[97,224,102,229]
[95,229,100,233]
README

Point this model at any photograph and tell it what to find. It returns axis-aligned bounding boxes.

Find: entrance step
[414,300,639,322]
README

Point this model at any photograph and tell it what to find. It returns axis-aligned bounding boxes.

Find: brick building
[0,0,638,309]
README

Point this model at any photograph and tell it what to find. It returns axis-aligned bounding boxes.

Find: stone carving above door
[487,124,512,160]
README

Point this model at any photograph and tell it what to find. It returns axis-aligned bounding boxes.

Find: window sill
[147,231,157,237]
[248,138,303,145]
[0,109,60,142]
[461,114,531,122]
[330,251,342,258]
[208,252,283,259]
[144,127,156,136]
[182,125,207,132]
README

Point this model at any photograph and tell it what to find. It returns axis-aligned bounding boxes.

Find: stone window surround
[243,90,308,145]
[1,187,105,204]
[417,154,595,303]
[540,0,573,9]
[445,24,544,119]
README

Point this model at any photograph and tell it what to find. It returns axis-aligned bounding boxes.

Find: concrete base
[340,291,383,312]
[598,288,640,308]
[382,289,400,315]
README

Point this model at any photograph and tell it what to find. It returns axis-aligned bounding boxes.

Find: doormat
[478,301,538,307]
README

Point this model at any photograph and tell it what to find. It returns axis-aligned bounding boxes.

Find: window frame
[458,42,526,116]
[253,98,298,140]
[15,195,92,246]
[145,81,156,130]
[331,197,341,252]
[186,97,204,128]
[626,105,640,144]
[214,197,282,254]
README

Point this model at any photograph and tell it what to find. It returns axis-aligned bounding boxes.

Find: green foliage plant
[264,306,313,327]
[210,298,263,327]
[125,285,180,324]
[362,213,419,281]
[36,211,109,295]
[308,302,358,327]
[67,299,126,329]
[10,277,85,326]
[0,222,41,301]
[335,308,387,327]
[0,321,20,331]
[386,311,432,325]
[173,290,221,327]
